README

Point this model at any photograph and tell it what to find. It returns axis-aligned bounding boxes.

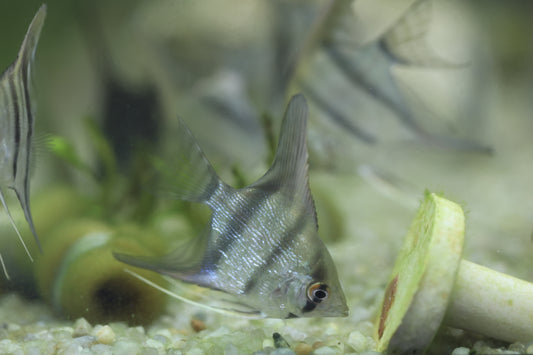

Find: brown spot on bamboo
[378,274,399,339]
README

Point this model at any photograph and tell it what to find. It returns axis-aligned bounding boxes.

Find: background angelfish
[115,94,349,319]
[0,5,46,278]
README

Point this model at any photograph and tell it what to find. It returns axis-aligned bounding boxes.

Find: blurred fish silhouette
[115,94,348,318]
[0,5,46,278]
[286,0,490,153]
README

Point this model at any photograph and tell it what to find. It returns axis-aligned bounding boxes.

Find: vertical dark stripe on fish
[22,52,34,153]
[243,212,308,294]
[302,300,317,313]
[21,53,34,197]
[209,189,271,264]
[323,43,422,135]
[309,247,328,282]
[9,76,20,179]
[299,81,376,144]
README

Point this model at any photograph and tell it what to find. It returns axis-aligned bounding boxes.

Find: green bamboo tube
[0,186,88,293]
[35,219,170,325]
[34,218,112,303]
[1,185,184,325]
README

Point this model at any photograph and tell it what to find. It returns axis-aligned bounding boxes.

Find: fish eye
[307,282,329,303]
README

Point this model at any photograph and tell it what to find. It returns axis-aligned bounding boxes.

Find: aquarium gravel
[1,290,533,354]
[0,291,375,354]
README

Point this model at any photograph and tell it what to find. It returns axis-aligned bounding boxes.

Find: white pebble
[24,346,41,355]
[346,331,367,352]
[140,347,159,355]
[153,328,172,339]
[144,338,164,350]
[451,347,470,355]
[72,335,96,348]
[58,343,82,355]
[95,325,116,345]
[0,339,23,355]
[90,344,113,355]
[113,340,141,355]
[313,346,342,355]
[271,349,296,355]
[73,318,92,337]
[152,334,169,345]
[262,338,274,349]
[186,348,205,355]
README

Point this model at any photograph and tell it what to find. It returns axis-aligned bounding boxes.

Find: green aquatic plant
[0,117,193,325]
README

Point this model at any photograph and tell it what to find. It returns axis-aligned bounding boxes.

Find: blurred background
[0,0,532,335]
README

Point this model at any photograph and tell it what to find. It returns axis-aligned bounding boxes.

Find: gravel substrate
[0,291,377,354]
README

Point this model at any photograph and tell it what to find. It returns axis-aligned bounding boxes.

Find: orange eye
[307,282,329,303]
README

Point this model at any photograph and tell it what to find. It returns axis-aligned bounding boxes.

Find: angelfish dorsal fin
[253,94,316,220]
[11,4,47,74]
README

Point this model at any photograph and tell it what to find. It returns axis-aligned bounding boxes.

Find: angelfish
[0,5,47,278]
[115,94,349,318]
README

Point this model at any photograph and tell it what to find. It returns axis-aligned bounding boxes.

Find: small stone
[113,340,141,355]
[73,318,92,337]
[294,342,312,355]
[94,325,116,345]
[0,339,23,355]
[313,346,342,355]
[24,346,41,355]
[346,331,367,352]
[57,343,82,355]
[508,342,525,353]
[71,335,96,348]
[153,328,172,339]
[140,347,159,355]
[191,318,206,332]
[312,341,325,350]
[152,334,169,345]
[186,348,205,355]
[451,347,470,355]
[144,338,164,350]
[271,349,296,355]
[90,344,113,355]
[262,338,274,349]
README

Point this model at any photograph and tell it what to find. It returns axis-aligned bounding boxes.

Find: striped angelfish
[291,0,491,153]
[115,94,349,318]
[0,5,47,278]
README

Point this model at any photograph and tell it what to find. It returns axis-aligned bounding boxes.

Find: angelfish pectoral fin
[0,187,34,264]
[15,187,42,252]
[114,221,213,279]
[122,269,264,319]
[113,247,203,283]
[113,251,177,274]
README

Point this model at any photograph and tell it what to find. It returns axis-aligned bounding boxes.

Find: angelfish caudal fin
[0,4,47,277]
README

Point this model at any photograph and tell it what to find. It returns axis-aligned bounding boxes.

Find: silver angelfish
[115,94,349,318]
[0,5,47,278]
